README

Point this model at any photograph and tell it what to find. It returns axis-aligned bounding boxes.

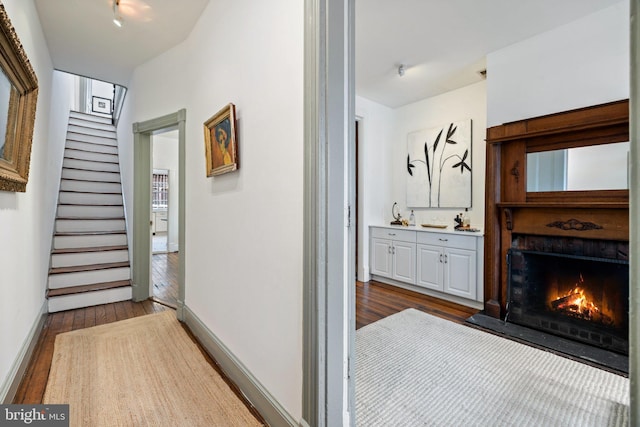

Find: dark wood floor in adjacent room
[356,280,479,329]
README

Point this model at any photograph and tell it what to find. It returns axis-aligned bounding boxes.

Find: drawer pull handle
[439,238,448,242]
[388,233,396,236]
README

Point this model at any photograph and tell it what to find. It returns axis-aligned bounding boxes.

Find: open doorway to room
[132,110,186,320]
[150,130,179,308]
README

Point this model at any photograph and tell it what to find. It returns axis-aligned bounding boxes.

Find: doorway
[131,110,186,320]
[150,130,180,307]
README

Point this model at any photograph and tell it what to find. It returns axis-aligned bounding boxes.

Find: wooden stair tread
[47,280,131,298]
[49,261,129,275]
[62,166,120,174]
[58,203,124,206]
[56,216,125,220]
[60,177,121,184]
[65,138,118,148]
[64,156,119,165]
[52,245,128,254]
[54,231,125,236]
[58,190,121,195]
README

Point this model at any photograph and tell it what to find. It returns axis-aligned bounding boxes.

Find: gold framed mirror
[0,3,38,192]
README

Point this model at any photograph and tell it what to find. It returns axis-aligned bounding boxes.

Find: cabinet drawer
[416,232,476,250]
[371,227,416,243]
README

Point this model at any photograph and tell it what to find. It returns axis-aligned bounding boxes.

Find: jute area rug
[356,308,629,427]
[43,311,263,426]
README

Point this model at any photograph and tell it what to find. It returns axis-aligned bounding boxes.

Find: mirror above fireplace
[526,141,630,192]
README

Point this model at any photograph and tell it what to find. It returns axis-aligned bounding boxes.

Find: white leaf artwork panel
[406,119,472,208]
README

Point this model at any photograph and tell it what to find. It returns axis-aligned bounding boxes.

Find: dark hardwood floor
[152,252,178,308]
[356,280,479,329]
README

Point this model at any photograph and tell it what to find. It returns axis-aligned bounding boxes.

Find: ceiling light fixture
[113,0,123,27]
[398,64,406,77]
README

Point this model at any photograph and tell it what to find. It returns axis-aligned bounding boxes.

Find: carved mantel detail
[504,208,513,231]
[546,218,603,232]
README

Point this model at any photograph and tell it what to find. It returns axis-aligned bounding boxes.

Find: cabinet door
[370,238,392,278]
[444,247,476,299]
[416,244,443,291]
[392,241,416,284]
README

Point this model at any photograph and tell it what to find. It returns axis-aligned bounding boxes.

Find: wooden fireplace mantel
[483,99,630,319]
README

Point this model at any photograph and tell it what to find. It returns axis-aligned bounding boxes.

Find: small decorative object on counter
[409,210,415,226]
[390,202,403,225]
[454,213,463,229]
[463,208,470,228]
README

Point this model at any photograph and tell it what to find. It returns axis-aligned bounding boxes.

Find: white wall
[123,0,303,420]
[392,81,487,229]
[152,132,179,252]
[487,1,629,127]
[0,0,64,400]
[356,96,394,281]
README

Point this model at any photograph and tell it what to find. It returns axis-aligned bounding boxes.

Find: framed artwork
[406,119,472,208]
[0,4,39,192]
[92,96,112,114]
[203,103,238,176]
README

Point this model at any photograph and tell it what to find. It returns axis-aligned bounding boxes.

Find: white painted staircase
[47,111,132,312]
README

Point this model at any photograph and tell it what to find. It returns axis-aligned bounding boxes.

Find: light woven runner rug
[43,311,262,426]
[356,308,629,426]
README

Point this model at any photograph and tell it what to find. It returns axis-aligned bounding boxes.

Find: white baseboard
[167,242,179,253]
[183,306,297,427]
[1,301,48,403]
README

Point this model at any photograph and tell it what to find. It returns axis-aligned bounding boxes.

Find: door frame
[303,0,355,425]
[131,109,187,320]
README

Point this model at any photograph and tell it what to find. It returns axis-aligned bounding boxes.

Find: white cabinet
[370,226,483,305]
[416,232,477,300]
[370,228,416,285]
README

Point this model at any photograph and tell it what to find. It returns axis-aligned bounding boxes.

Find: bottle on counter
[462,208,470,228]
[409,210,415,226]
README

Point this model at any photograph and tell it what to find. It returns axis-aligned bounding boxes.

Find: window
[152,172,168,209]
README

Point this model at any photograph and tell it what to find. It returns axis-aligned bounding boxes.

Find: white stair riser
[60,179,121,193]
[48,267,130,289]
[67,124,116,139]
[66,140,117,155]
[57,205,123,218]
[68,118,115,132]
[63,158,120,173]
[67,132,117,147]
[48,286,132,313]
[54,233,127,249]
[59,192,123,205]
[69,111,112,125]
[51,249,129,268]
[56,218,125,233]
[62,168,121,183]
[64,149,118,163]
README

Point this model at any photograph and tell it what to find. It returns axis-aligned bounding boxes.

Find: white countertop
[370,224,484,237]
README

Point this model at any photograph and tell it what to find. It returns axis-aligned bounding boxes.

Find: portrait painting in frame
[203,103,238,176]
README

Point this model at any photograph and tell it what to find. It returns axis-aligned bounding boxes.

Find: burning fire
[550,274,612,325]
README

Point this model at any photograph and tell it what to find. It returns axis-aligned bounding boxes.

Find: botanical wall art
[406,119,472,208]
[203,103,238,176]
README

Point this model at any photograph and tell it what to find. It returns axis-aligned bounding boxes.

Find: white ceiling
[356,0,624,108]
[34,0,209,86]
[34,0,622,103]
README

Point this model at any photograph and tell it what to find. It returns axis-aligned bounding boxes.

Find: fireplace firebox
[507,249,629,355]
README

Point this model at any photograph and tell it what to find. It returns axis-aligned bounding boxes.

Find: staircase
[47,111,132,312]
